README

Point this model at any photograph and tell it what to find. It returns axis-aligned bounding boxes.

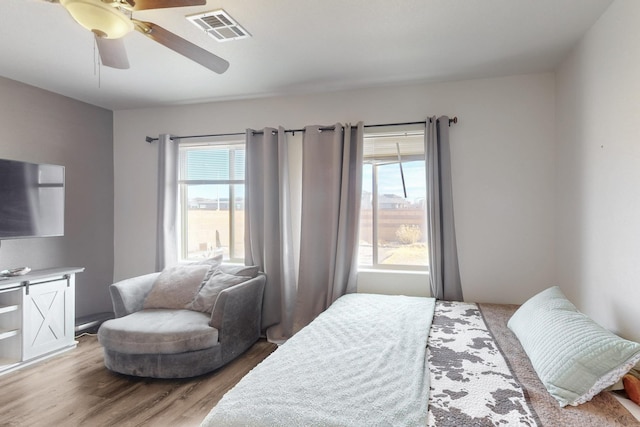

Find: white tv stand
[0,267,84,375]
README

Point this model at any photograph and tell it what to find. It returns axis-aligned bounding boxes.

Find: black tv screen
[0,158,65,239]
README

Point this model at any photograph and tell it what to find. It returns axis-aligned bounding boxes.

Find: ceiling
[0,0,613,111]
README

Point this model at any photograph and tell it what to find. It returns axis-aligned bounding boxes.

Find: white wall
[0,76,114,319]
[114,73,556,304]
[556,0,640,341]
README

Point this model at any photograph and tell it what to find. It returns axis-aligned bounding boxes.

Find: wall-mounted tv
[0,158,65,240]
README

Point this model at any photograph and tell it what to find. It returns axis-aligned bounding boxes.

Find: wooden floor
[0,335,277,427]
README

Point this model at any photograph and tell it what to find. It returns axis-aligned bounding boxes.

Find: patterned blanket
[427,301,540,426]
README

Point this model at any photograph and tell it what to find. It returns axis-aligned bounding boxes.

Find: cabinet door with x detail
[22,276,75,361]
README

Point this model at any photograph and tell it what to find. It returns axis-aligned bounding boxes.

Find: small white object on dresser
[0,267,84,375]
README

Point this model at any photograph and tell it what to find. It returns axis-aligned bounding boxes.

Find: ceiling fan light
[60,0,133,39]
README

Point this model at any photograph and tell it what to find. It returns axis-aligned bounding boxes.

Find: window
[359,127,428,270]
[178,140,245,262]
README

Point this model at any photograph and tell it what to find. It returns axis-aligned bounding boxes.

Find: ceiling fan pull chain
[93,38,102,89]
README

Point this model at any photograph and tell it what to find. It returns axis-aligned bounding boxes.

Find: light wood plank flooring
[0,334,277,427]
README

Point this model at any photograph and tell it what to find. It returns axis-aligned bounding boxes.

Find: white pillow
[188,253,223,268]
[188,269,251,313]
[188,254,224,285]
[143,264,211,310]
[508,286,640,407]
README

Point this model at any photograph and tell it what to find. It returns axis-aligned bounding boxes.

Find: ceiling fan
[52,0,229,73]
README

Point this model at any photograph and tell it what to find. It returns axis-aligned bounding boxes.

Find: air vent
[187,9,250,42]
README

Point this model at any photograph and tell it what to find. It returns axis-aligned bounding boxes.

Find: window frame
[177,139,245,262]
[360,127,428,272]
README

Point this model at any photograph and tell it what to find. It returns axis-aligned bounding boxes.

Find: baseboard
[75,312,114,334]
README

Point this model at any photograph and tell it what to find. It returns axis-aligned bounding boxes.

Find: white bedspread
[202,293,436,427]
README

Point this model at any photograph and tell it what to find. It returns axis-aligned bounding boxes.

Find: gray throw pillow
[143,264,211,310]
[188,254,224,286]
[218,264,259,278]
[188,269,251,313]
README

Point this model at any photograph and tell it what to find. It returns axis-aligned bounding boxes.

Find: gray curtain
[156,134,178,271]
[426,116,463,301]
[294,122,364,332]
[245,127,297,342]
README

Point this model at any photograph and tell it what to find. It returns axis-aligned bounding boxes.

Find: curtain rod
[145,117,458,143]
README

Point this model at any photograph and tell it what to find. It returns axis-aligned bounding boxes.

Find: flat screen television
[0,158,65,239]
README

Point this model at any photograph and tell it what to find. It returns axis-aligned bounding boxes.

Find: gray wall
[0,76,114,319]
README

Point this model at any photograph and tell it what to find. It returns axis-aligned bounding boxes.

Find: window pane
[179,142,245,262]
[183,184,229,260]
[358,164,373,266]
[231,184,245,260]
[359,129,428,269]
[376,161,427,267]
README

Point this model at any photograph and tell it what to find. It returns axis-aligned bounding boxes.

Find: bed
[202,292,640,426]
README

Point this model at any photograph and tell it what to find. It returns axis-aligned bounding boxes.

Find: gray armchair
[97,272,266,378]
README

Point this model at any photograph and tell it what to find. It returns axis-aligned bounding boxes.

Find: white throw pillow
[188,254,223,268]
[143,264,211,310]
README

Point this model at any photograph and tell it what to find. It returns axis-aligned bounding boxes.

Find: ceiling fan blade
[134,21,229,74]
[95,36,130,69]
[127,0,205,11]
